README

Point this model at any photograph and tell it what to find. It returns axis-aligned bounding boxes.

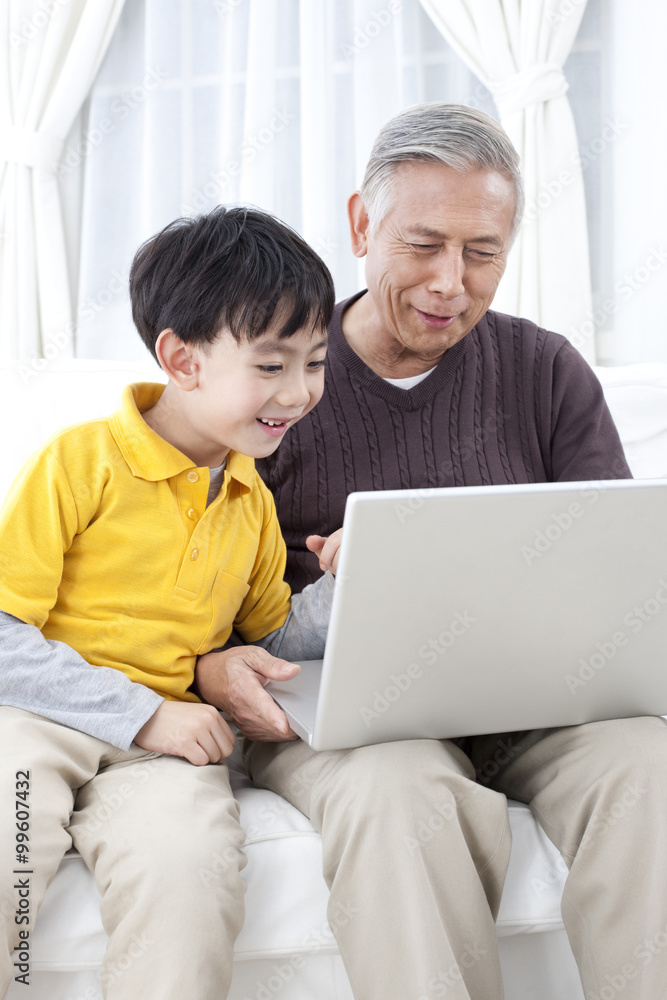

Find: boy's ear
[154,329,199,389]
[348,191,370,259]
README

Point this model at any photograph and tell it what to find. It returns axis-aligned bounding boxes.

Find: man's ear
[347,191,370,259]
[154,329,199,390]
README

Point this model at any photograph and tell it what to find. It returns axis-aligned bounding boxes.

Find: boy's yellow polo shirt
[0,383,291,702]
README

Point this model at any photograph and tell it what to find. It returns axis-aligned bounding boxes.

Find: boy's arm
[196,533,339,740]
[253,570,335,661]
[243,529,340,661]
[0,610,163,749]
[0,436,236,763]
[0,612,235,761]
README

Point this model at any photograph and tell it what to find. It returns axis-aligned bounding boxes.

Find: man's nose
[427,249,465,298]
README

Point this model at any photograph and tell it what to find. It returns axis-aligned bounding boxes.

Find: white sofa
[3,357,667,1000]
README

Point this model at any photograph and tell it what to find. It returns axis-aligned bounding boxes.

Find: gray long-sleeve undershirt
[0,572,333,750]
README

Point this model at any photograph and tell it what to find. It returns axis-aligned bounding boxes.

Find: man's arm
[547,340,632,481]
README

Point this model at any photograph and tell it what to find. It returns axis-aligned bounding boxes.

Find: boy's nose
[274,375,310,409]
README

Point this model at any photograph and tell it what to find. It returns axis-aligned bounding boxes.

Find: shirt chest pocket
[198,570,251,653]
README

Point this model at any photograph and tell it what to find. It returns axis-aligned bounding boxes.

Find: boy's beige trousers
[0,707,246,1000]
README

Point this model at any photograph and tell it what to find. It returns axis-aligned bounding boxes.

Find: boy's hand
[306,528,343,574]
[134,702,235,765]
[195,646,300,742]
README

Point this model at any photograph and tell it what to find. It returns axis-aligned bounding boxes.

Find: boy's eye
[308,359,327,370]
[258,364,283,374]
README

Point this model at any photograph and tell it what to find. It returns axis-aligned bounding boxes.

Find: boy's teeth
[260,418,283,426]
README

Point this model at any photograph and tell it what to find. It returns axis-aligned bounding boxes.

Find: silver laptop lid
[308,479,667,750]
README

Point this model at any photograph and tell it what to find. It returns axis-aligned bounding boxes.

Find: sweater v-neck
[329,290,473,410]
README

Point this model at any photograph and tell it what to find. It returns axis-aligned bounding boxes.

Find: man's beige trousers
[246,716,667,1000]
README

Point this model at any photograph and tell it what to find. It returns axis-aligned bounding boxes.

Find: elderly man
[197,104,667,1000]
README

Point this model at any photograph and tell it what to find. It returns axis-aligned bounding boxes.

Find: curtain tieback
[0,126,64,172]
[490,64,568,118]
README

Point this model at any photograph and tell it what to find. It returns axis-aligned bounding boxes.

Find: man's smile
[413,306,459,329]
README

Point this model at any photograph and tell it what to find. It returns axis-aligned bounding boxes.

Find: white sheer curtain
[419,0,594,362]
[72,0,413,359]
[0,0,127,359]
[4,0,620,363]
[595,0,667,365]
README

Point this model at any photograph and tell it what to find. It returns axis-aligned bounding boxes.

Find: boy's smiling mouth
[257,417,290,436]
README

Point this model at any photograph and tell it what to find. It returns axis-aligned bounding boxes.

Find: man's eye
[258,365,282,374]
[411,243,437,251]
[467,249,496,259]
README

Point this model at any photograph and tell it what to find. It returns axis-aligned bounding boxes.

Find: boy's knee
[132,823,247,890]
[194,841,248,893]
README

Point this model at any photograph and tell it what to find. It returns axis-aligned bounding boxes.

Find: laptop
[266,479,667,751]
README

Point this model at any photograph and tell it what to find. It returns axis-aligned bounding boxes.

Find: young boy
[0,207,335,999]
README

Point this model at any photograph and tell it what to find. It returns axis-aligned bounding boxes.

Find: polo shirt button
[187,471,199,483]
[190,549,199,561]
[187,508,197,520]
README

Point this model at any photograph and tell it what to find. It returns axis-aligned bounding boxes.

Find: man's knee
[331,738,473,788]
[566,718,667,851]
[575,716,667,778]
[309,739,487,837]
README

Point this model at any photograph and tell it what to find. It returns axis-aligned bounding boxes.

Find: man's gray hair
[360,103,524,241]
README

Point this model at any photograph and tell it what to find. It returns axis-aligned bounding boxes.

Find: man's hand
[195,646,301,742]
[134,701,235,765]
[306,528,343,574]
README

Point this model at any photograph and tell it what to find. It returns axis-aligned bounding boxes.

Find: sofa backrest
[0,360,165,501]
[593,363,667,479]
[1,360,667,502]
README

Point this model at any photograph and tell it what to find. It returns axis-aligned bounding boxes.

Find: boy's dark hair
[130,206,335,360]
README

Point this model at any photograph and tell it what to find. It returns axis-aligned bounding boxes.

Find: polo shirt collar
[108,383,256,491]
[225,451,255,492]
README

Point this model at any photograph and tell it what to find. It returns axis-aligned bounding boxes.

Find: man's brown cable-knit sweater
[257,292,631,593]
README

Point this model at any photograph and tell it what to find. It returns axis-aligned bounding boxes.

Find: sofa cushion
[29,787,567,974]
[4,357,666,998]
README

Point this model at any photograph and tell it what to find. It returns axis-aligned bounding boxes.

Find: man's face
[352,161,516,361]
